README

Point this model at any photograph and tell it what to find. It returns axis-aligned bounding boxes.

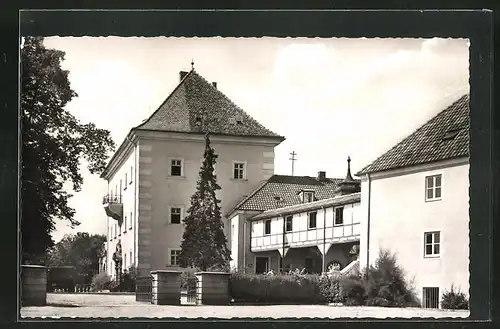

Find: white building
[229,158,362,274]
[356,94,470,309]
[101,68,284,277]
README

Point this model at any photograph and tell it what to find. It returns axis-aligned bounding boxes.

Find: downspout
[281,211,285,272]
[243,211,247,273]
[322,206,326,273]
[106,182,110,275]
[366,173,372,272]
[126,135,138,272]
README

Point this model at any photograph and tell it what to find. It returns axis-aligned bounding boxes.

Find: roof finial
[191,59,194,70]
[345,156,354,181]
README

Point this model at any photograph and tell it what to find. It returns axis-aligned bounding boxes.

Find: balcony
[250,222,360,252]
[102,194,123,222]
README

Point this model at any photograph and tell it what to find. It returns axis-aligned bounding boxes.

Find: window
[299,190,315,203]
[308,212,317,229]
[424,231,440,257]
[124,254,127,269]
[233,162,246,179]
[114,223,117,238]
[130,166,133,184]
[170,207,182,224]
[170,159,182,176]
[129,211,133,230]
[285,216,293,232]
[423,287,440,308]
[124,173,128,190]
[425,174,442,201]
[129,250,133,267]
[264,220,271,235]
[109,226,113,240]
[123,215,127,233]
[169,249,181,266]
[334,207,344,225]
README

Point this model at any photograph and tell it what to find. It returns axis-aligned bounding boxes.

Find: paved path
[20,293,469,319]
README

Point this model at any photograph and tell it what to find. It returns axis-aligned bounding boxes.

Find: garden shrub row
[229,270,342,304]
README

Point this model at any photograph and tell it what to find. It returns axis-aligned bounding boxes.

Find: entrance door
[255,257,269,274]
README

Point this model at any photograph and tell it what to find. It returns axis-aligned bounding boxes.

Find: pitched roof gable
[136,70,284,140]
[228,174,361,216]
[356,94,469,176]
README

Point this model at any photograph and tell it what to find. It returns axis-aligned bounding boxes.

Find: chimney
[212,82,217,88]
[317,171,326,181]
[179,71,188,82]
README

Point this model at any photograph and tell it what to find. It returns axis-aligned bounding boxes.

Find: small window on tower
[171,159,183,176]
[170,207,182,224]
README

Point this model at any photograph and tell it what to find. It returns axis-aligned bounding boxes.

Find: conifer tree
[179,133,231,271]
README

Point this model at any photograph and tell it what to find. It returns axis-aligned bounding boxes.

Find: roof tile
[356,94,469,175]
[136,70,284,140]
[229,174,361,215]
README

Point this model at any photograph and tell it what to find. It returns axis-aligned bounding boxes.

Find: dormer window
[298,190,315,203]
[442,129,461,141]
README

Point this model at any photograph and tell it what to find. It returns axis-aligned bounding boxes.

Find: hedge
[229,271,342,304]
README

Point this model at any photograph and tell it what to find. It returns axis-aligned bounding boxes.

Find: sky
[39,37,470,242]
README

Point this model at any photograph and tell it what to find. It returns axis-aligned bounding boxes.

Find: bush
[318,273,342,303]
[229,271,337,304]
[362,249,420,307]
[338,249,419,307]
[90,272,111,292]
[180,267,199,290]
[340,274,366,306]
[441,285,469,310]
[109,279,121,292]
[121,267,137,292]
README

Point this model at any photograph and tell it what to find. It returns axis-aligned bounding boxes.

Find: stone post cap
[150,270,182,275]
[21,265,47,269]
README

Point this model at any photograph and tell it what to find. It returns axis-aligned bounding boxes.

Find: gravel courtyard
[20,293,470,319]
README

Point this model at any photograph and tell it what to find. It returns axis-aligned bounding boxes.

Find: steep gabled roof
[356,94,469,176]
[227,174,361,216]
[136,70,284,140]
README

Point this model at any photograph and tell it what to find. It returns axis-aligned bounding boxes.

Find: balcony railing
[102,194,122,205]
[103,194,123,221]
[250,222,360,252]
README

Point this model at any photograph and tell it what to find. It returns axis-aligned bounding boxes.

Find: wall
[106,145,138,278]
[359,159,470,305]
[136,135,276,274]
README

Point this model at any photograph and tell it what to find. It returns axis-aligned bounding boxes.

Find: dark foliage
[229,271,341,304]
[46,232,106,284]
[441,285,469,310]
[21,37,115,263]
[340,274,366,306]
[179,133,231,271]
[362,249,420,307]
[90,272,111,292]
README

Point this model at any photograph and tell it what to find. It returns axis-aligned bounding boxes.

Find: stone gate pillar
[21,265,47,306]
[150,270,182,305]
[195,272,231,305]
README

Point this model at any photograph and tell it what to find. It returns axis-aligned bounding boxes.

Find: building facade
[229,158,361,274]
[356,94,470,309]
[101,69,284,277]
